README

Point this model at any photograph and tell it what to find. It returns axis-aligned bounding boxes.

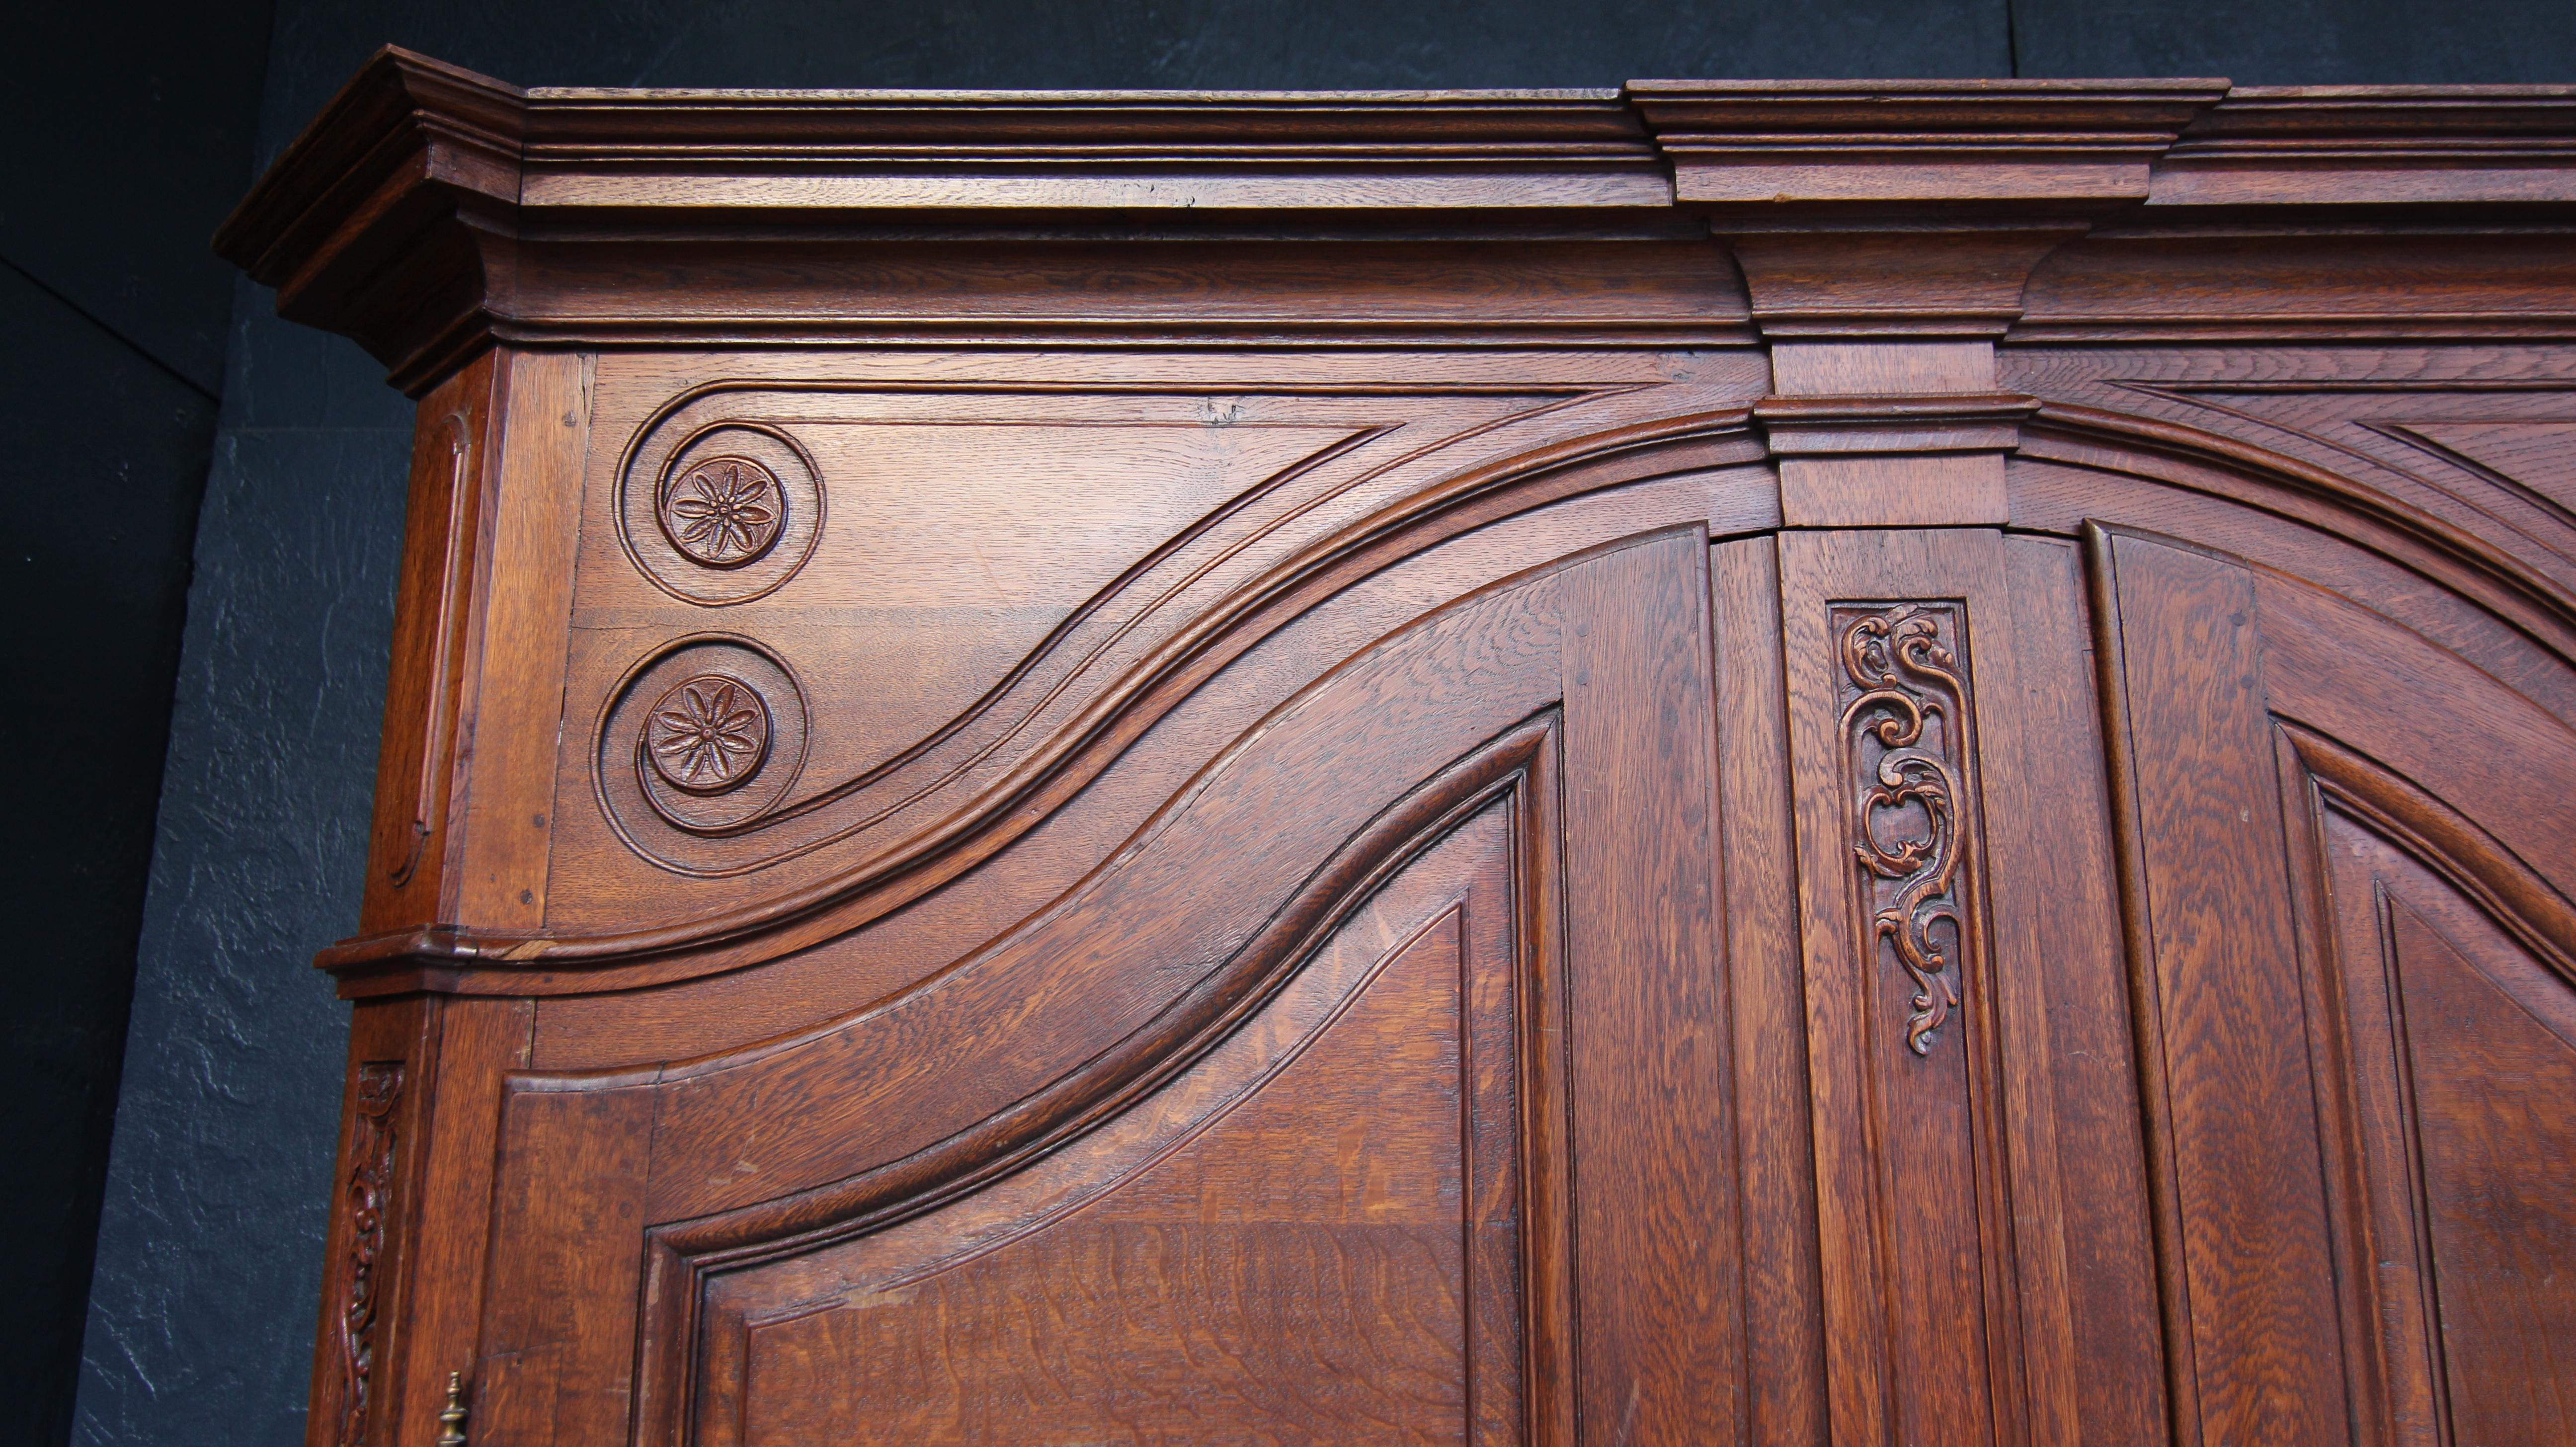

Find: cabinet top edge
[212,46,2576,398]
[219,47,2576,272]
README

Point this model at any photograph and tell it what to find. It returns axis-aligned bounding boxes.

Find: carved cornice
[213,52,522,388]
[218,52,2576,391]
[2155,85,2576,205]
[1628,79,2226,203]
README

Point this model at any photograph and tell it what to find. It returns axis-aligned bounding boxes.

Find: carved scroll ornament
[336,1062,404,1447]
[1838,604,1976,1056]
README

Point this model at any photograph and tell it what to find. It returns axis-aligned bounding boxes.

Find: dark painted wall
[38,3,2573,1445]
[0,6,274,1447]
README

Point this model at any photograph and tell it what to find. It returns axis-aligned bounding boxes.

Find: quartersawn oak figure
[214,49,2576,1447]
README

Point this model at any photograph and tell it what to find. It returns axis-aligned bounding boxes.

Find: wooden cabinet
[220,52,2576,1447]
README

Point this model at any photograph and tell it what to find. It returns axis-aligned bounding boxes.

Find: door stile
[1557,528,1744,1445]
[1710,535,1833,1447]
[1979,536,2168,1447]
[2085,526,2355,1447]
[1776,528,2026,1447]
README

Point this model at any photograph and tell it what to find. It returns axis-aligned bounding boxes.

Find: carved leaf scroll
[336,1062,404,1447]
[1837,603,1976,1055]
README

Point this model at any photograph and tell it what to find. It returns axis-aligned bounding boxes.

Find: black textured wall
[42,3,2575,1445]
[0,6,274,1447]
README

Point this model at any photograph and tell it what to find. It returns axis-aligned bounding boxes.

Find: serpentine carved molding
[318,407,1762,994]
[317,397,2576,997]
[2024,402,2576,671]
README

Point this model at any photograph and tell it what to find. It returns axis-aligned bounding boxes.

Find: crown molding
[216,50,2576,393]
[513,80,1671,211]
[2152,85,2576,205]
[1626,78,2228,203]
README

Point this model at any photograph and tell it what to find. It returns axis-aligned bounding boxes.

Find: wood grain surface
[217,51,2576,1447]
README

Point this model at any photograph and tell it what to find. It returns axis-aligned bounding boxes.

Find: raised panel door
[470,531,1746,1447]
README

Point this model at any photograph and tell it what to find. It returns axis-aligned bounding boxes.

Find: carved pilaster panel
[1836,601,1979,1055]
[1783,535,2026,1447]
[334,1062,405,1447]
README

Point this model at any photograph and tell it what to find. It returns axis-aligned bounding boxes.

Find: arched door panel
[473,530,1741,1447]
[2093,524,2576,1447]
[694,804,1540,1447]
[2310,807,2576,1447]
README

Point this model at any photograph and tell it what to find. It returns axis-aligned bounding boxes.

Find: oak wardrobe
[219,51,2576,1447]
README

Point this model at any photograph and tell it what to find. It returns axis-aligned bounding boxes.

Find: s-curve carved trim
[2021,402,2576,672]
[1838,602,1977,1055]
[318,408,1763,995]
[335,1061,404,1447]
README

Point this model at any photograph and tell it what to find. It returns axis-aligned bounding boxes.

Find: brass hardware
[435,1372,469,1447]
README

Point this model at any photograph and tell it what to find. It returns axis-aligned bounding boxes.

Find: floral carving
[336,1062,403,1447]
[644,674,773,795]
[1838,604,1976,1056]
[659,456,784,566]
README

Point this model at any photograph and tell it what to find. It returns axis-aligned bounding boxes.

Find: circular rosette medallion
[642,673,772,794]
[657,458,784,567]
[619,421,824,605]
[597,637,809,837]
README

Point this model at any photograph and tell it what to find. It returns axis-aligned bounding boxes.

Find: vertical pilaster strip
[1780,530,2022,1447]
[450,351,591,928]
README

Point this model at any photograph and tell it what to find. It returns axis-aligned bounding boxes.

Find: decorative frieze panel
[543,360,1772,904]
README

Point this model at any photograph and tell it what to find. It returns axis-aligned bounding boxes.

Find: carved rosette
[658,456,785,567]
[621,421,825,605]
[336,1061,404,1447]
[1837,603,1978,1056]
[599,637,811,840]
[644,673,774,795]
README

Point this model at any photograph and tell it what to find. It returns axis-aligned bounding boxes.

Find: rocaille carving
[1838,603,1976,1056]
[335,1061,404,1447]
[658,456,786,568]
[643,673,773,795]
